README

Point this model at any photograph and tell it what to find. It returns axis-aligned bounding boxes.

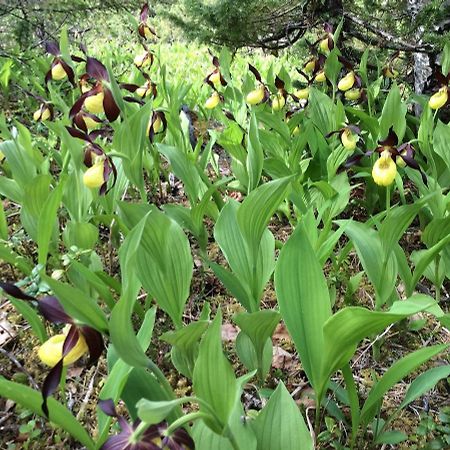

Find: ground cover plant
[0,2,449,449]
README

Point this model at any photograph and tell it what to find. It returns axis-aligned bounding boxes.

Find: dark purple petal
[248,64,262,82]
[324,22,333,33]
[41,359,63,417]
[66,125,90,141]
[100,432,132,450]
[86,57,109,82]
[0,282,36,300]
[80,325,104,363]
[212,55,220,68]
[59,59,76,87]
[62,326,80,357]
[337,56,353,71]
[99,398,118,417]
[45,41,60,56]
[71,55,85,63]
[124,96,145,105]
[274,76,285,90]
[378,127,398,147]
[120,83,139,92]
[103,89,120,122]
[140,3,149,22]
[38,296,72,324]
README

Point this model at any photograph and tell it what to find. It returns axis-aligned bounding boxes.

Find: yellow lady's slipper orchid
[83,162,105,189]
[136,82,153,98]
[304,59,316,73]
[134,52,151,68]
[345,89,361,101]
[83,115,100,130]
[84,91,105,114]
[372,150,397,186]
[319,36,331,53]
[428,86,448,110]
[383,67,399,79]
[272,94,286,111]
[38,333,88,367]
[209,70,221,85]
[147,116,163,136]
[314,70,326,83]
[51,62,67,81]
[205,91,220,109]
[341,128,358,151]
[246,84,265,105]
[338,71,355,91]
[33,105,51,122]
[294,88,309,100]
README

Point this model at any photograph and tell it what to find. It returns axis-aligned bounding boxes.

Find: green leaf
[375,430,407,445]
[134,209,193,328]
[137,397,187,425]
[339,220,397,307]
[0,242,32,276]
[252,382,313,450]
[275,224,332,392]
[37,179,64,266]
[233,310,280,381]
[247,112,264,192]
[379,83,406,141]
[399,364,450,410]
[97,308,156,446]
[433,120,450,171]
[361,344,449,425]
[0,377,94,450]
[161,320,209,378]
[43,276,108,333]
[319,295,438,399]
[308,88,335,135]
[237,176,291,258]
[214,200,275,311]
[8,298,47,343]
[193,311,238,433]
[193,421,233,450]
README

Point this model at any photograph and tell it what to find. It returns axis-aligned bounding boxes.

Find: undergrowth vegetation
[0,3,449,450]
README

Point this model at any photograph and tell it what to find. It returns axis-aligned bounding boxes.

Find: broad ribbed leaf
[379,83,406,141]
[135,209,193,328]
[340,220,397,307]
[97,308,156,445]
[193,312,238,433]
[252,382,313,450]
[433,120,450,171]
[275,225,332,391]
[234,310,280,380]
[214,200,274,311]
[361,344,449,425]
[246,112,264,192]
[137,397,187,425]
[8,298,47,343]
[319,295,437,399]
[37,178,64,266]
[0,378,94,450]
[399,364,450,409]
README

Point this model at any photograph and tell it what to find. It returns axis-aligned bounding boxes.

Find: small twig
[0,346,39,390]
[76,366,98,421]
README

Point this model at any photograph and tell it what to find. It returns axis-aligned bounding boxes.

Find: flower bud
[136,81,153,98]
[341,128,358,151]
[372,150,397,186]
[51,269,65,280]
[344,89,362,101]
[314,71,326,83]
[83,162,105,189]
[205,91,220,109]
[428,86,448,110]
[338,71,355,91]
[84,91,105,114]
[51,62,67,81]
[272,93,286,111]
[294,88,309,100]
[33,104,52,122]
[292,125,300,136]
[246,85,265,105]
[38,333,88,367]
